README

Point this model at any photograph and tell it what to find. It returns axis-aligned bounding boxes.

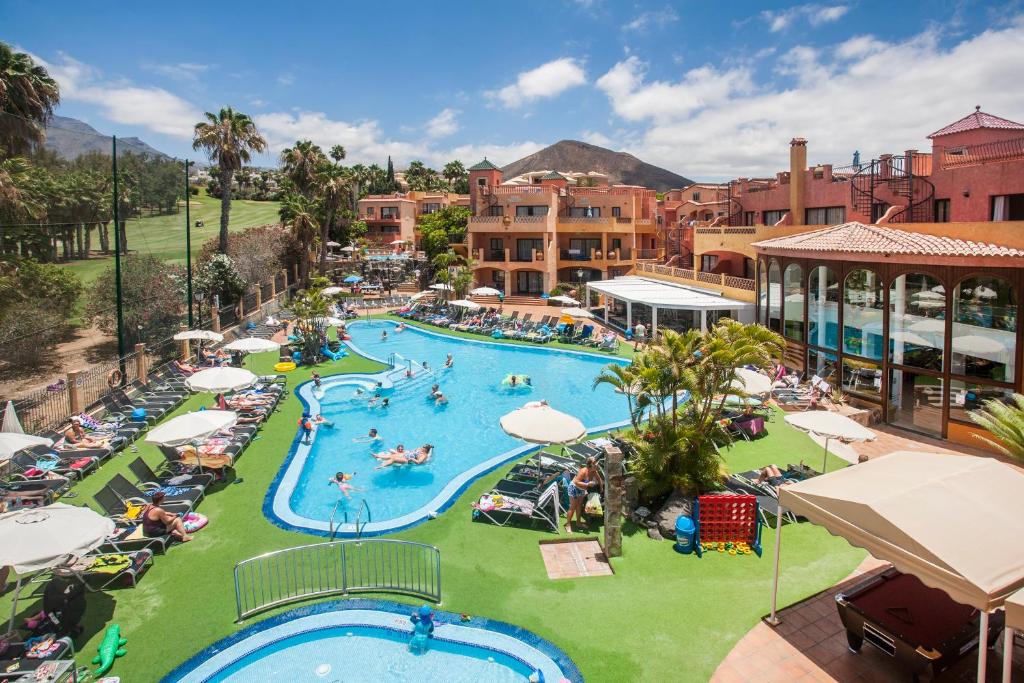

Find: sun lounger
[128,457,214,492]
[99,522,171,554]
[471,482,560,533]
[41,549,155,590]
[11,449,97,481]
[723,477,796,525]
[93,485,191,522]
[107,473,202,509]
[0,638,74,680]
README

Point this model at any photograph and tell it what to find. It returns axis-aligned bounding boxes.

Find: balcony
[468,214,553,233]
[558,248,634,263]
[472,247,545,266]
[361,213,403,223]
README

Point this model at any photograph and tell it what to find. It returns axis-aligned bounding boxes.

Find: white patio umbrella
[560,307,594,319]
[324,316,346,327]
[410,291,435,301]
[931,284,946,294]
[186,367,257,393]
[549,295,580,305]
[728,368,773,396]
[784,411,876,473]
[326,241,341,247]
[223,337,281,354]
[321,286,344,296]
[173,329,224,342]
[911,290,944,301]
[469,286,502,297]
[953,334,1005,355]
[0,504,115,631]
[430,283,454,291]
[448,299,480,309]
[0,433,52,462]
[500,402,586,445]
[975,286,998,299]
[2,401,24,434]
[916,300,945,310]
[340,246,357,252]
[390,239,406,245]
[145,410,238,447]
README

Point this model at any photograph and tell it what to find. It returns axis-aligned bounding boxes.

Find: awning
[586,276,752,311]
[777,451,1024,612]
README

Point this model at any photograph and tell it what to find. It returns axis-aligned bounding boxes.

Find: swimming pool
[165,600,581,682]
[268,319,629,535]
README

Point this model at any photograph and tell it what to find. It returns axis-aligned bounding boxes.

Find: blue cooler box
[674,515,696,554]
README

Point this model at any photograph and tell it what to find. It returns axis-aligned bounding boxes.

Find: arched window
[758,259,768,325]
[783,263,804,341]
[843,268,884,360]
[952,276,1016,383]
[807,265,838,349]
[889,273,945,372]
[768,260,782,333]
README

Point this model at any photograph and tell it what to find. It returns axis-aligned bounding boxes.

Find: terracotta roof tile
[928,108,1024,138]
[751,222,1024,258]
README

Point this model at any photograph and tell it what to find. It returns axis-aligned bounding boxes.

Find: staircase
[661,224,693,268]
[502,295,546,307]
[851,154,935,224]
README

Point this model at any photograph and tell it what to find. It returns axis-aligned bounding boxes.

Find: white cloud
[37,52,203,138]
[624,6,679,32]
[596,56,753,124]
[425,108,459,138]
[144,62,209,82]
[595,19,1024,179]
[581,130,614,147]
[761,4,849,32]
[277,73,295,86]
[486,58,586,108]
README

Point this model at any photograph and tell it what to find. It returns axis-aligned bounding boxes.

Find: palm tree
[969,394,1024,461]
[329,145,346,163]
[316,163,348,275]
[442,160,466,189]
[280,139,326,198]
[192,107,267,254]
[593,363,643,430]
[0,43,60,155]
[280,193,320,285]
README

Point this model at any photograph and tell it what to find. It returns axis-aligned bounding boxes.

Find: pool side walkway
[712,425,1024,683]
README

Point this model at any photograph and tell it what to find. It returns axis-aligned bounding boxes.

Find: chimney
[789,138,807,226]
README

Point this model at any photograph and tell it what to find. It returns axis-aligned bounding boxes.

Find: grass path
[59,193,281,287]
[0,333,863,682]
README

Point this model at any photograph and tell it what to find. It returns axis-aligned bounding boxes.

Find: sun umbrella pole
[1002,626,1013,683]
[768,507,784,625]
[6,576,22,635]
[822,436,831,474]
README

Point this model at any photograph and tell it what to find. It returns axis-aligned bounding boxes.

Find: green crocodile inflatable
[92,624,127,675]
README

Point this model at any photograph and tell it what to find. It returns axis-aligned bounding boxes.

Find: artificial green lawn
[0,334,863,682]
[59,194,281,287]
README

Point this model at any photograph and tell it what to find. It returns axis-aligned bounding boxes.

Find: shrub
[85,254,185,347]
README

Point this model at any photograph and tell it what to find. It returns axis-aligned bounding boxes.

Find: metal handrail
[233,539,441,621]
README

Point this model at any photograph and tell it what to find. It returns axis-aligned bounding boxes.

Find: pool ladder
[329,498,373,541]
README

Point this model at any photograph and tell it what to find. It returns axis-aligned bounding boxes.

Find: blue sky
[4,0,1024,180]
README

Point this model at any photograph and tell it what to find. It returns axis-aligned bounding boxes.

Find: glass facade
[783,264,803,341]
[768,260,782,334]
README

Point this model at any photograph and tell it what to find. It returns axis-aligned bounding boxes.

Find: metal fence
[233,540,441,621]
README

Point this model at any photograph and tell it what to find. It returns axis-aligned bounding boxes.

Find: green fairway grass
[0,331,863,682]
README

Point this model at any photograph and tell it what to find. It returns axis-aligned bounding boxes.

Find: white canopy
[0,504,115,574]
[186,367,257,393]
[728,368,773,396]
[500,402,585,445]
[2,401,24,434]
[952,334,1005,355]
[144,410,238,446]
[321,286,344,296]
[548,295,580,305]
[448,299,480,309]
[390,239,406,245]
[340,245,357,252]
[410,291,435,301]
[586,276,754,311]
[560,307,595,319]
[784,411,875,472]
[324,316,345,327]
[0,433,52,463]
[430,283,454,291]
[223,337,281,354]
[326,241,342,247]
[174,329,224,342]
[908,318,945,334]
[469,286,502,297]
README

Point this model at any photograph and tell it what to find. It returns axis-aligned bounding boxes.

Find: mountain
[501,139,693,191]
[43,115,169,160]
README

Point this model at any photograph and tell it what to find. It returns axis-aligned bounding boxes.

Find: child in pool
[381,330,388,341]
[313,414,334,428]
[444,354,453,368]
[327,471,361,498]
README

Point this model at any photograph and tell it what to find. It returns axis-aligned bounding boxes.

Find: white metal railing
[234,539,442,621]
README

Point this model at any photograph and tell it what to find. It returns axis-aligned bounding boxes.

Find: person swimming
[422,360,430,371]
[434,392,448,406]
[410,444,433,465]
[381,330,388,341]
[313,414,334,428]
[312,371,322,388]
[443,354,453,368]
[374,444,408,469]
[327,471,361,498]
[509,375,519,387]
[428,384,441,400]
[353,428,382,444]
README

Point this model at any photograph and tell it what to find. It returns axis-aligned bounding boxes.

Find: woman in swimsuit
[565,457,602,534]
[409,444,433,465]
[142,491,192,542]
[374,444,408,469]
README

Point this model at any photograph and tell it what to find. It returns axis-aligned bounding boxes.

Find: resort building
[466,159,660,298]
[356,190,469,248]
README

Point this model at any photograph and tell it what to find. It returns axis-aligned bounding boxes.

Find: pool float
[320,344,347,361]
[274,361,297,372]
[500,374,532,390]
[182,512,208,533]
[92,624,127,676]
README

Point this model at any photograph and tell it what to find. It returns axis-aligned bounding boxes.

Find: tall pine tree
[385,156,397,192]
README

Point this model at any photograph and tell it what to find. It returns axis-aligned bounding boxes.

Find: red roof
[752,222,1024,258]
[928,108,1024,138]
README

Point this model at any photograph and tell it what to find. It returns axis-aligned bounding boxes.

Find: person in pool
[327,471,361,498]
[434,392,448,406]
[444,354,453,368]
[509,375,519,387]
[409,444,433,465]
[395,322,406,332]
[428,384,441,399]
[353,428,381,444]
[313,414,334,428]
[381,330,388,342]
[421,360,429,371]
[312,371,322,388]
[374,444,408,468]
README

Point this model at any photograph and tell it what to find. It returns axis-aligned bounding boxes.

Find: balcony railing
[361,213,402,221]
[514,215,548,224]
[469,215,503,224]
[560,216,606,224]
[637,262,755,292]
[559,249,592,261]
[635,249,660,260]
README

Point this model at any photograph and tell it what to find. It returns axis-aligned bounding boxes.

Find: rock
[647,527,664,541]
[653,490,694,539]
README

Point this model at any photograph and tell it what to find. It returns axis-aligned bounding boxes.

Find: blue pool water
[271,319,628,534]
[167,603,580,682]
[209,625,532,682]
